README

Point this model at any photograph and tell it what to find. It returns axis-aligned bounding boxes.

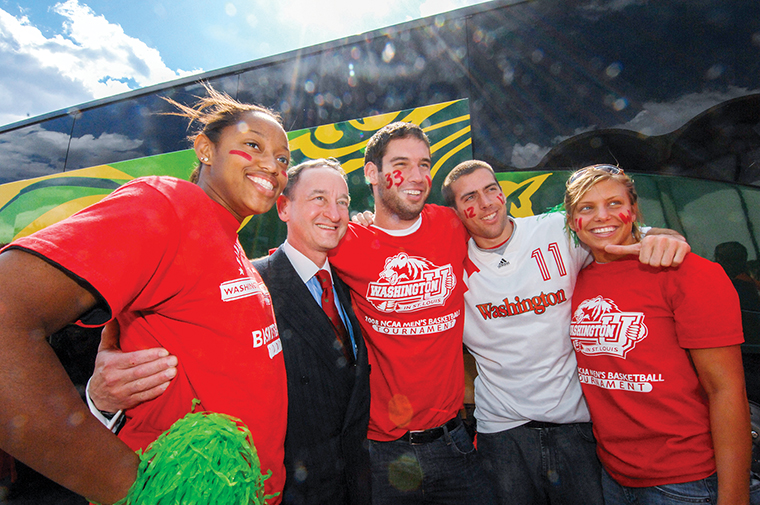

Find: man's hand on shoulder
[351,210,375,227]
[90,320,177,413]
[605,229,690,268]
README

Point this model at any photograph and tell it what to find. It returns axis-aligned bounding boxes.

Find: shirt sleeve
[438,205,470,244]
[328,222,362,272]
[10,179,182,324]
[669,254,745,349]
[85,378,124,432]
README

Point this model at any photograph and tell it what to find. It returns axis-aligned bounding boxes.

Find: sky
[0,0,490,127]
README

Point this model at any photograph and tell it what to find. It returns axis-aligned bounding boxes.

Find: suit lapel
[262,249,349,374]
[333,273,370,429]
[333,276,361,352]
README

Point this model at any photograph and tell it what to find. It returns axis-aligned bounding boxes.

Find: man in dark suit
[86,158,370,505]
[253,158,371,505]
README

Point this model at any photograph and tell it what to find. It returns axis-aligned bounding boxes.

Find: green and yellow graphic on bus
[0,99,472,256]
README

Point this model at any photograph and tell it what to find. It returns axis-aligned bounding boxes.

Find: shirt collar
[371,214,423,237]
[474,216,516,255]
[281,240,333,284]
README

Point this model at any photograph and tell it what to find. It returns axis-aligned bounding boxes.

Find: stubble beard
[377,182,427,222]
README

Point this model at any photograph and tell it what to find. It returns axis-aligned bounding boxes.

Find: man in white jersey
[440,160,690,505]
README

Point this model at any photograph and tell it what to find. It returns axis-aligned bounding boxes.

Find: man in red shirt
[327,123,495,504]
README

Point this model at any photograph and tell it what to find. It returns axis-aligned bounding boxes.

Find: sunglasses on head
[568,164,624,184]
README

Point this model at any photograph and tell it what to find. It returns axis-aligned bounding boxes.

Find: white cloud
[617,87,760,137]
[0,123,146,183]
[66,131,146,168]
[509,86,760,168]
[511,142,551,168]
[0,0,200,127]
[0,124,70,181]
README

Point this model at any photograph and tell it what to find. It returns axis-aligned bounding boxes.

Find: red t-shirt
[570,254,743,487]
[330,204,469,441]
[12,177,287,502]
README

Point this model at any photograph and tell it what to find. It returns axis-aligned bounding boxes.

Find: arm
[89,320,177,415]
[0,250,137,504]
[689,345,751,505]
[605,228,691,267]
[645,227,685,238]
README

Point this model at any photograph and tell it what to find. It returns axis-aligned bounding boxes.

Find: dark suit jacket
[253,248,371,505]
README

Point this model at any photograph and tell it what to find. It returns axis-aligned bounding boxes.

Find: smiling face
[195,111,290,222]
[365,136,432,229]
[277,166,350,266]
[569,178,638,263]
[450,167,512,249]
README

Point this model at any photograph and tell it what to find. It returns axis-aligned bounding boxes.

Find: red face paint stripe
[497,194,505,205]
[425,175,432,187]
[229,150,252,161]
[575,218,583,231]
[465,207,476,218]
[393,170,404,186]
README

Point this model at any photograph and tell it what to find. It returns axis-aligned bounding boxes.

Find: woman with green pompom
[0,85,289,504]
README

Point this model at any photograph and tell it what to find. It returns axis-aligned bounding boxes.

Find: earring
[202,157,209,162]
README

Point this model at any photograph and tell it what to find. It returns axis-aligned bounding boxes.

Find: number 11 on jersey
[531,243,567,281]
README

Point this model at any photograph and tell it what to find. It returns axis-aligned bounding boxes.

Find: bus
[0,0,757,499]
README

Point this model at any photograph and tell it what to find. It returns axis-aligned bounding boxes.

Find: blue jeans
[368,420,496,505]
[477,422,604,505]
[602,468,760,505]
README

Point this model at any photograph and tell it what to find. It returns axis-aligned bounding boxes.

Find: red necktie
[315,270,354,364]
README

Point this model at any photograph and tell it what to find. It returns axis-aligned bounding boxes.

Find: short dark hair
[441,160,497,207]
[364,122,430,171]
[283,158,346,198]
[714,241,748,278]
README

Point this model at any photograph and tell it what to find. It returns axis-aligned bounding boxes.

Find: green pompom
[112,400,274,505]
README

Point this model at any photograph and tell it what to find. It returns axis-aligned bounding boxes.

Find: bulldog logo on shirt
[366,252,456,313]
[569,296,648,358]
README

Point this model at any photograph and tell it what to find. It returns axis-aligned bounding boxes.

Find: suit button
[300,376,309,385]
